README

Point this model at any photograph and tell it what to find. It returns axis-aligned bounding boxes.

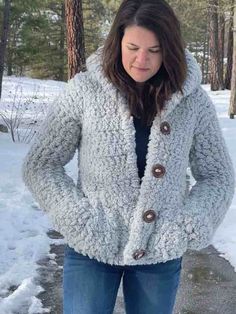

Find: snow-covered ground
[0,76,235,314]
[0,77,67,314]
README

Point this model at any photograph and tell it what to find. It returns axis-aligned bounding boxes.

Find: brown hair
[102,0,187,126]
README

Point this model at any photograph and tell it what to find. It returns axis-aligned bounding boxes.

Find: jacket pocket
[148,211,188,260]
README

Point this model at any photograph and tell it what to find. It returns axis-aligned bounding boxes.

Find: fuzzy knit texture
[22,49,235,265]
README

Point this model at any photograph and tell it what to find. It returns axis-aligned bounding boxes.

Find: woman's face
[121,25,163,83]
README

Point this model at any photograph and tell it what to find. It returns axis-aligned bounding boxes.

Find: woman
[22,0,235,313]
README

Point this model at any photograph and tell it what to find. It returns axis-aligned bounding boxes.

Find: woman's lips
[133,66,149,71]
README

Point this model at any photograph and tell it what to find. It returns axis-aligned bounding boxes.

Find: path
[36,231,236,314]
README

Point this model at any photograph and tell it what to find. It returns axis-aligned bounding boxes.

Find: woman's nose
[136,50,148,64]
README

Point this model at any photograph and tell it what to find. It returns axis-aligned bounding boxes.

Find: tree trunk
[201,23,209,84]
[225,0,234,90]
[229,0,236,118]
[218,11,225,89]
[209,0,220,91]
[65,0,86,80]
[7,47,13,76]
[59,1,66,81]
[0,0,11,99]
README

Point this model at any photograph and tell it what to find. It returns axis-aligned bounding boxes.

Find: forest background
[0,1,233,83]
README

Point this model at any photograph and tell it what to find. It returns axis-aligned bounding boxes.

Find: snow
[0,75,236,313]
[0,77,67,314]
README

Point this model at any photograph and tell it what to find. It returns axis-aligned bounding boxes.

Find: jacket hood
[86,47,202,118]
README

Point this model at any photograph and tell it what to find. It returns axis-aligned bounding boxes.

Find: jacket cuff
[183,212,214,250]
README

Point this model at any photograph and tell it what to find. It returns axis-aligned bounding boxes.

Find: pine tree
[225,0,234,90]
[3,0,67,80]
[229,0,236,117]
[0,0,11,98]
[65,0,86,79]
[85,0,106,56]
[209,0,221,90]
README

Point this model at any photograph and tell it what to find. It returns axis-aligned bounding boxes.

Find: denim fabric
[63,244,182,314]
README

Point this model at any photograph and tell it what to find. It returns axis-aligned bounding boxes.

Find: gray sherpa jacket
[22,49,235,265]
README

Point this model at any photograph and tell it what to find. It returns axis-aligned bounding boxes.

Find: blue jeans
[63,244,182,314]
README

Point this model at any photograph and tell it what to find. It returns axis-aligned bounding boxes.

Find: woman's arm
[183,87,235,250]
[22,75,92,239]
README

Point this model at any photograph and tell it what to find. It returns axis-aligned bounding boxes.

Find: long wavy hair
[102,0,187,126]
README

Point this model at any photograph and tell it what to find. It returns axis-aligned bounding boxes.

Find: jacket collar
[86,48,202,119]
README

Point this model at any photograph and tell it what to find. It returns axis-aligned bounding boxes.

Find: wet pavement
[36,231,236,314]
[174,246,236,314]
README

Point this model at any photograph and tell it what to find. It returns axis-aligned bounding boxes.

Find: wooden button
[152,164,166,178]
[132,250,146,260]
[142,210,157,223]
[160,121,171,135]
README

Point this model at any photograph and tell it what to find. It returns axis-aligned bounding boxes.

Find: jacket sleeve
[22,75,94,243]
[183,87,235,250]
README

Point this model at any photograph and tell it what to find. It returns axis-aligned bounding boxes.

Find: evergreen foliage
[2,0,67,80]
[0,0,234,85]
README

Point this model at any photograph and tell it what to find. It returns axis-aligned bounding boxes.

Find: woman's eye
[127,47,138,51]
[127,47,161,53]
[149,50,161,53]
